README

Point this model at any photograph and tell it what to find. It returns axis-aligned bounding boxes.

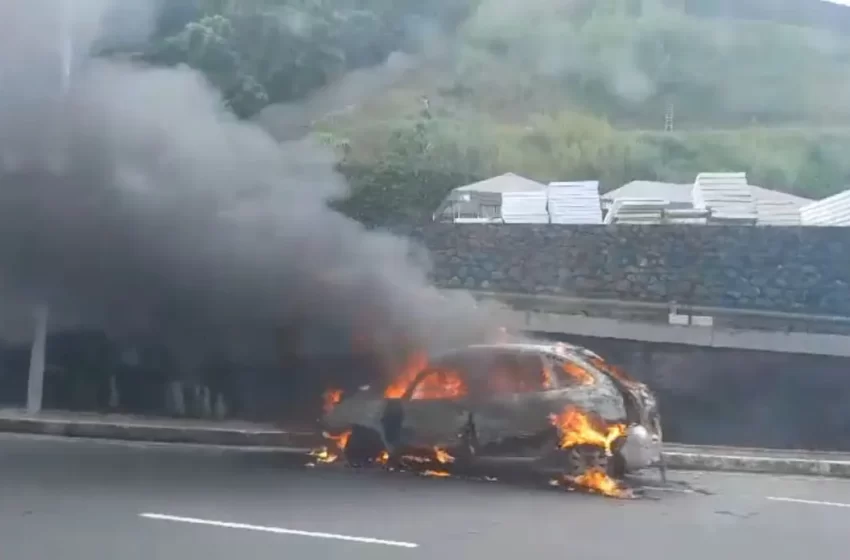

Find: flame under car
[323,342,663,479]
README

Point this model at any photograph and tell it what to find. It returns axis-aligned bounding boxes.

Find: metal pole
[26,305,49,413]
[59,0,72,97]
[25,0,72,413]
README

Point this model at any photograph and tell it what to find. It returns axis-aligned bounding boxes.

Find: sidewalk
[2,409,850,478]
[0,409,316,448]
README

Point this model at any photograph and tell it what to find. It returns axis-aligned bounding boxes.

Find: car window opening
[410,368,468,400]
[482,353,548,395]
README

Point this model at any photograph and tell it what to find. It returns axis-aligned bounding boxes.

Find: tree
[127,0,850,223]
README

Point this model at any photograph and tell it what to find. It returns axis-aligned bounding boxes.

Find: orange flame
[434,447,455,464]
[383,351,467,401]
[383,352,428,398]
[549,406,629,498]
[323,389,343,414]
[549,406,625,455]
[399,447,455,475]
[308,430,352,464]
[410,370,467,400]
[575,468,628,498]
[313,347,632,500]
[561,362,595,386]
[325,431,351,450]
[308,446,338,464]
[422,470,451,478]
[551,469,631,498]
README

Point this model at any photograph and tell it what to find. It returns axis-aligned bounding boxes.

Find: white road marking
[638,485,695,494]
[767,496,850,509]
[139,513,419,548]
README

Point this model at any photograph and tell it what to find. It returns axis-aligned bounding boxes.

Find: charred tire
[608,451,627,478]
[452,416,478,465]
[343,426,385,468]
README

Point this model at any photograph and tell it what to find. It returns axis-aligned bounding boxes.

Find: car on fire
[322,341,663,479]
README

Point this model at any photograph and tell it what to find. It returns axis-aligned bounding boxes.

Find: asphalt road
[2,433,849,560]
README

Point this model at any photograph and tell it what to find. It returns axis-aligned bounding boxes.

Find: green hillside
[138,0,850,224]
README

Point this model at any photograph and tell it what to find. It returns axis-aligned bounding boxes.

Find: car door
[470,349,556,454]
[395,365,473,450]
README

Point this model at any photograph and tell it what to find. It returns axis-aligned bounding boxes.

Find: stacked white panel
[692,172,758,224]
[604,198,669,224]
[546,181,603,224]
[800,189,850,226]
[501,191,550,224]
[662,208,709,224]
[756,200,803,226]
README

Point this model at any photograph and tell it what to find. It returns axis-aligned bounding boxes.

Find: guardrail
[462,290,850,336]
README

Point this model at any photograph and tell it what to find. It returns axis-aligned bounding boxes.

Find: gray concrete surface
[493,306,850,357]
[3,409,850,479]
[2,433,850,560]
[0,408,316,447]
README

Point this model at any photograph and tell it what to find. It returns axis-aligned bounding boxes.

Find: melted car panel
[323,342,653,455]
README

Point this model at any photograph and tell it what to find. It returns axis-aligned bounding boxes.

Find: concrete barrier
[663,445,850,478]
[0,411,314,448]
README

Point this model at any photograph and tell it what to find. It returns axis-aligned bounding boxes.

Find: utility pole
[26,0,72,414]
[26,305,49,413]
[59,0,72,97]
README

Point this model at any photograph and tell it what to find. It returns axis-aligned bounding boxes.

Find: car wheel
[563,444,609,477]
[343,425,386,468]
[452,416,478,465]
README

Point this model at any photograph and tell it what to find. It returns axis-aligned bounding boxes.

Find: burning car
[317,341,663,495]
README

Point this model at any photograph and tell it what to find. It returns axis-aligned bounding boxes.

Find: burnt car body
[324,341,663,477]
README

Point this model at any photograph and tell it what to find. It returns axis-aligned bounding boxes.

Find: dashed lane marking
[139,513,419,548]
[767,496,850,509]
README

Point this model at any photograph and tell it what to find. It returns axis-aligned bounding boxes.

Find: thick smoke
[462,0,850,117]
[463,0,657,105]
[0,0,496,372]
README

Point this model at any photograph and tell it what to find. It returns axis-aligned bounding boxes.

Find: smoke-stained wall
[407,224,850,315]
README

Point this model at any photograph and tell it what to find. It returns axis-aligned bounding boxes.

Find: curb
[663,451,850,478]
[0,416,316,448]
[3,416,850,479]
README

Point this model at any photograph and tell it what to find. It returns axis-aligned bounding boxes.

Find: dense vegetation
[134,0,850,224]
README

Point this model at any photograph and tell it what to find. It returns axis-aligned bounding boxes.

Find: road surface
[1,433,849,560]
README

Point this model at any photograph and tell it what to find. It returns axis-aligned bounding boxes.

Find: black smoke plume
[0,0,495,380]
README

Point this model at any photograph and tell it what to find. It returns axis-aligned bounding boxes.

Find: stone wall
[407,224,850,315]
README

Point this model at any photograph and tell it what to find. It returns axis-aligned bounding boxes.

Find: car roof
[435,341,601,361]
